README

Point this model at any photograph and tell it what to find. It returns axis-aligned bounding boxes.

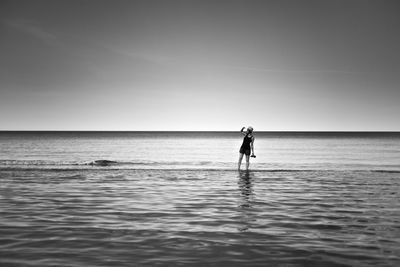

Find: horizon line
[1,130,399,133]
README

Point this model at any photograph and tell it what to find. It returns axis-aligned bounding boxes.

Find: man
[238,126,256,170]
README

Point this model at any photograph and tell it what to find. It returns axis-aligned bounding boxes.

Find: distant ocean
[1,131,399,266]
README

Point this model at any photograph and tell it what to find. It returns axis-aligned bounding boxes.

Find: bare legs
[238,153,250,170]
[238,153,244,170]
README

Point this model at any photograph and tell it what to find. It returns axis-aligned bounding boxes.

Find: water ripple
[1,169,399,266]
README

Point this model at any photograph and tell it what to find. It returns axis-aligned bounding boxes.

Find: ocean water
[0,131,399,266]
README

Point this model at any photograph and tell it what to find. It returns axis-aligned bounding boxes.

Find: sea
[0,131,399,267]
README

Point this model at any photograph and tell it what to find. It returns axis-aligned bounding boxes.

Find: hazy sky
[1,0,399,131]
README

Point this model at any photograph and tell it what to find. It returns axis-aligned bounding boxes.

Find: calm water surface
[0,132,399,266]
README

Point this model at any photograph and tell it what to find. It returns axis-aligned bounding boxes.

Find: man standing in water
[238,126,256,170]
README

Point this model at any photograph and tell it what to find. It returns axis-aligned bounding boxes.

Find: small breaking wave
[0,159,399,173]
[85,160,118,166]
[0,159,142,167]
[0,159,219,168]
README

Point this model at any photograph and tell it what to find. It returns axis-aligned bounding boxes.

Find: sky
[1,0,399,131]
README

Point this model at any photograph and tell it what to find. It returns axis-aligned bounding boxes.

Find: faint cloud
[107,47,363,75]
[226,65,364,75]
[108,47,177,66]
[4,18,58,46]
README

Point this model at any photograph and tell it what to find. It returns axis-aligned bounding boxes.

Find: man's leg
[238,153,244,170]
[245,155,250,170]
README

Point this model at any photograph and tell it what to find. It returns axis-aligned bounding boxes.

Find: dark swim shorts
[239,147,251,156]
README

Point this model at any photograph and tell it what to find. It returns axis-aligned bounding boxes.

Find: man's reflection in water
[237,170,255,232]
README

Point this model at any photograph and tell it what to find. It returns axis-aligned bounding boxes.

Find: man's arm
[250,136,255,156]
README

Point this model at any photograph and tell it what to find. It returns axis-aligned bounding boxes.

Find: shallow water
[1,132,400,266]
[1,169,399,266]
